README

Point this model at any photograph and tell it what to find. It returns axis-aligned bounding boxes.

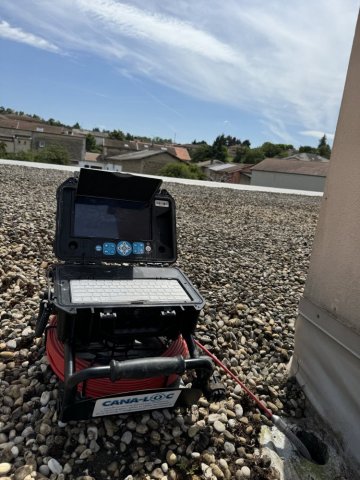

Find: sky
[0,1,358,147]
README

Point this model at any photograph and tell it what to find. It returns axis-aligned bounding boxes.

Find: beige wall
[251,170,326,192]
[303,15,360,329]
[292,13,360,467]
[32,133,85,161]
[114,153,179,175]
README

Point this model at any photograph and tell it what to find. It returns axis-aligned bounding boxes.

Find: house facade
[251,154,329,192]
[198,161,253,184]
[107,150,184,175]
[0,117,85,161]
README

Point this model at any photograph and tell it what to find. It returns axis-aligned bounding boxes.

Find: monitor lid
[76,168,162,203]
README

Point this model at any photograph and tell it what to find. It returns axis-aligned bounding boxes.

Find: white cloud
[0,20,60,53]
[0,0,358,142]
[300,130,335,142]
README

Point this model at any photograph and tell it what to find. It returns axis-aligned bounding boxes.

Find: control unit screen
[73,196,151,239]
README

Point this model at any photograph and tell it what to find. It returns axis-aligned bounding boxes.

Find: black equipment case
[36,169,224,421]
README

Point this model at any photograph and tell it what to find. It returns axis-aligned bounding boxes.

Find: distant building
[102,138,191,161]
[107,149,186,175]
[251,153,329,192]
[79,153,122,172]
[0,116,85,161]
[198,160,253,184]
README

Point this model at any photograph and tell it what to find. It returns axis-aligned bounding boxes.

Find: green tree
[0,141,7,157]
[233,145,250,163]
[223,135,242,146]
[159,162,204,179]
[187,163,206,180]
[191,144,213,162]
[86,134,97,152]
[261,142,293,158]
[299,145,317,154]
[72,122,81,129]
[242,147,265,164]
[317,134,331,159]
[35,144,70,165]
[212,135,229,162]
[109,129,125,140]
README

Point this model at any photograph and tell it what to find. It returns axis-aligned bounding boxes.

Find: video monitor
[73,196,151,240]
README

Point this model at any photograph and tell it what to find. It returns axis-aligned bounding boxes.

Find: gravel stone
[48,458,62,474]
[213,420,226,433]
[121,431,133,445]
[0,463,12,475]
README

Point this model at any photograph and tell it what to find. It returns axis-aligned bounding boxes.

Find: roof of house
[0,116,82,137]
[208,163,254,173]
[166,147,191,161]
[107,148,190,163]
[84,152,102,162]
[107,150,176,161]
[197,160,225,168]
[251,155,329,176]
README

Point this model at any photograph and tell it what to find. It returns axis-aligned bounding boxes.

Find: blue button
[103,242,116,255]
[117,241,132,256]
[95,245,103,252]
[133,242,145,254]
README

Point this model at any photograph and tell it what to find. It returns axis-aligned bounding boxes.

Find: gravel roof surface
[0,165,321,480]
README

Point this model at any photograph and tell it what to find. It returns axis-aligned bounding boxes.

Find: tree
[233,145,250,163]
[317,134,331,159]
[35,144,70,165]
[72,122,81,129]
[242,147,265,164]
[86,134,97,152]
[109,129,125,140]
[191,144,213,162]
[299,145,317,154]
[223,135,242,146]
[159,162,204,179]
[260,142,293,158]
[212,135,229,162]
[0,141,7,157]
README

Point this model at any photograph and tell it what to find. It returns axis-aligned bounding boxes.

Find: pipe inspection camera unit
[35,168,225,421]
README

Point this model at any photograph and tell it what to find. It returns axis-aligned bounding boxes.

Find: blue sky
[0,1,358,147]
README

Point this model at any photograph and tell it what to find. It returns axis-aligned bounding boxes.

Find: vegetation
[191,135,331,165]
[3,144,70,165]
[159,162,205,180]
[85,134,102,153]
[0,141,7,157]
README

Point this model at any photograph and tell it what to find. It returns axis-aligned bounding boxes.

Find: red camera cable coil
[46,316,189,398]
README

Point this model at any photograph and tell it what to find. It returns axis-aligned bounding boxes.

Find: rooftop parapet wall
[292,12,360,468]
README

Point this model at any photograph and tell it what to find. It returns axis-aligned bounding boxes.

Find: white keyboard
[69,279,191,304]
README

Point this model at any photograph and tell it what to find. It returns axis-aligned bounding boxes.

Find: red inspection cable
[46,316,189,398]
[194,340,314,461]
[194,339,273,419]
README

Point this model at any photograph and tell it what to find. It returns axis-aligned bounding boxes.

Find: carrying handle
[109,356,186,382]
